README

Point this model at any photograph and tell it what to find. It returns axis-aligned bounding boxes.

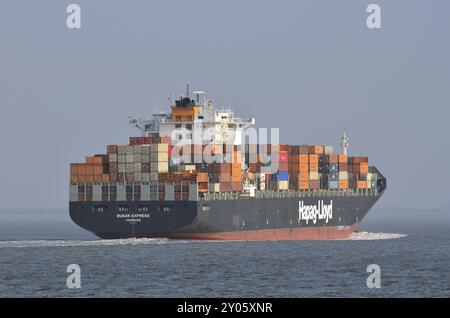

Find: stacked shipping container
[71,139,378,202]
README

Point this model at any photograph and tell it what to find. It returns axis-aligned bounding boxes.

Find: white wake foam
[0,232,407,247]
[0,238,187,248]
[345,231,407,240]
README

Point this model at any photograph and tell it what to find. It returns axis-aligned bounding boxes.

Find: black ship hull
[69,192,383,240]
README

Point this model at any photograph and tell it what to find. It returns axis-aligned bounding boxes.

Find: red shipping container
[107,145,118,154]
[309,180,320,189]
[220,182,232,192]
[279,151,288,163]
[109,173,118,183]
[231,182,242,192]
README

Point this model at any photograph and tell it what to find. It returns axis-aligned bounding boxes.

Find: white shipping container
[118,154,126,163]
[142,173,150,183]
[324,146,334,155]
[158,153,168,162]
[126,154,134,163]
[150,152,169,162]
[118,163,126,173]
[118,145,127,155]
[133,145,142,154]
[339,171,348,180]
[277,180,288,190]
[133,162,141,172]
[309,171,319,180]
[134,153,142,163]
[209,183,220,192]
[150,172,159,181]
[126,163,133,173]
[109,153,118,162]
[141,145,150,155]
[126,146,133,155]
[141,154,150,163]
[134,172,142,182]
[150,162,168,173]
[150,143,168,153]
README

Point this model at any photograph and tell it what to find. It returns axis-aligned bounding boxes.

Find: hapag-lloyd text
[298,200,333,225]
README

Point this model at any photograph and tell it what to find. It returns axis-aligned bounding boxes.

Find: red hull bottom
[166,225,357,241]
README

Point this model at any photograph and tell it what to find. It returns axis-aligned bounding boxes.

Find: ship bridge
[129,89,255,145]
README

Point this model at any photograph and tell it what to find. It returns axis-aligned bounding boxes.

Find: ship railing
[201,187,379,201]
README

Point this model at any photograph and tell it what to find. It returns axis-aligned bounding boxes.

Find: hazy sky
[1,0,449,209]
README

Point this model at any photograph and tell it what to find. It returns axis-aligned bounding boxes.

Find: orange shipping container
[231,163,241,173]
[353,157,368,164]
[300,181,309,190]
[70,163,78,176]
[232,153,242,163]
[339,180,348,189]
[198,182,208,192]
[85,164,94,176]
[101,174,110,183]
[357,181,367,189]
[299,163,309,172]
[77,175,85,183]
[308,154,319,164]
[338,155,347,163]
[197,172,208,183]
[70,175,78,183]
[86,156,105,164]
[77,164,86,176]
[299,154,309,163]
[93,164,103,175]
[299,171,309,181]
[356,163,369,174]
[231,175,242,182]
[308,145,324,154]
[309,162,318,171]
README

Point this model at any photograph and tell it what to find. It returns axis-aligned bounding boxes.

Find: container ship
[69,89,386,240]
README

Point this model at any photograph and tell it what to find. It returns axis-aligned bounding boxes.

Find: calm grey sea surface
[0,208,449,297]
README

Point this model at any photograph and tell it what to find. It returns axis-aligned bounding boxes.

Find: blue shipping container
[275,171,289,181]
[329,180,338,189]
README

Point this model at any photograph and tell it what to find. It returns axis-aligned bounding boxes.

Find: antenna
[186,84,190,98]
[341,131,349,155]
